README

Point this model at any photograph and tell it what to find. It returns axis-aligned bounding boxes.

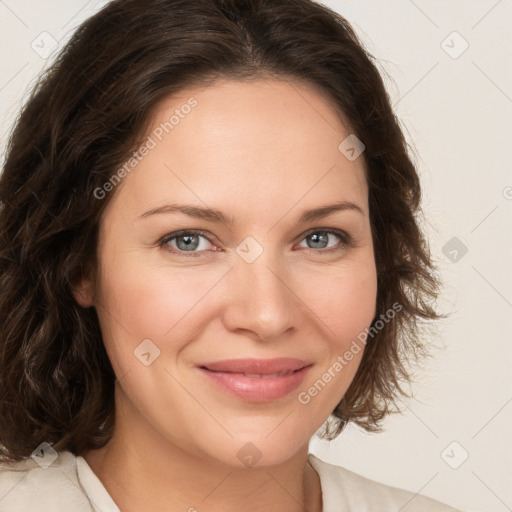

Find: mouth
[197,358,313,402]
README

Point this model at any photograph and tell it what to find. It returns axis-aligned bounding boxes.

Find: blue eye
[160,230,214,257]
[159,229,353,257]
[298,230,349,251]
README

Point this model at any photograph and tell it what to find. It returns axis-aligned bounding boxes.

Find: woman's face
[78,78,377,467]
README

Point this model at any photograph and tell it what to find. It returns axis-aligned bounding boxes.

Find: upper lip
[198,358,312,374]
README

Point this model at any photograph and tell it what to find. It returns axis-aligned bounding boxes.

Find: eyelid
[159,227,354,257]
[159,229,217,257]
[296,227,353,248]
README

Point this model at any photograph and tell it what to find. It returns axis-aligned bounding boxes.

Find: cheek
[94,248,227,366]
[293,262,377,426]
[302,257,377,344]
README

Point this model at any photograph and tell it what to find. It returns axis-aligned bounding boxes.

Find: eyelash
[158,228,354,258]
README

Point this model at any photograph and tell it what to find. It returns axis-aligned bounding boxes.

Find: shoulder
[308,453,463,512]
[0,450,92,512]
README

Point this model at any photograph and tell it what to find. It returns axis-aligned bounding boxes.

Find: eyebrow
[138,201,365,224]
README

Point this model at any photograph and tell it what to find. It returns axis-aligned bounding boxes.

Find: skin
[76,78,378,512]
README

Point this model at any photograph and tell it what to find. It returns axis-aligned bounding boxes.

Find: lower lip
[198,365,312,402]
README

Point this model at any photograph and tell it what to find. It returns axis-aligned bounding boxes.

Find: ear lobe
[72,276,95,308]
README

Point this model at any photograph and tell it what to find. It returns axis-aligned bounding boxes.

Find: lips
[197,358,313,402]
[198,357,311,374]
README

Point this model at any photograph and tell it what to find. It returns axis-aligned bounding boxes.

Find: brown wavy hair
[0,0,443,462]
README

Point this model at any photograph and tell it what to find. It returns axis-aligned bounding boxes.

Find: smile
[197,358,313,402]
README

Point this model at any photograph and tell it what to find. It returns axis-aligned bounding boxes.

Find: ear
[72,274,95,308]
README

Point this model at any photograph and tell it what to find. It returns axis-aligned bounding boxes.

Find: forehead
[149,78,353,154]
[105,78,368,219]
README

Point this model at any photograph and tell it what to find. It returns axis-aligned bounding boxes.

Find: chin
[192,423,313,469]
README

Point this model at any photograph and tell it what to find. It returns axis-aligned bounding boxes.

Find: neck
[82,388,322,512]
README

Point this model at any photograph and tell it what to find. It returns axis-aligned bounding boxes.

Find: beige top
[0,450,462,511]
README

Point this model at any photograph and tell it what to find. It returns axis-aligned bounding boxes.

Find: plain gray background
[1,1,511,511]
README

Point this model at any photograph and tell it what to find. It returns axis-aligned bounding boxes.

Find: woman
[0,0,462,510]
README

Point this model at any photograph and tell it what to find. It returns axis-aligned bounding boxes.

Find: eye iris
[170,231,337,252]
[308,232,329,249]
[176,234,200,251]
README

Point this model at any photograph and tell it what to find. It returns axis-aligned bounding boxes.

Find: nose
[221,251,301,342]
